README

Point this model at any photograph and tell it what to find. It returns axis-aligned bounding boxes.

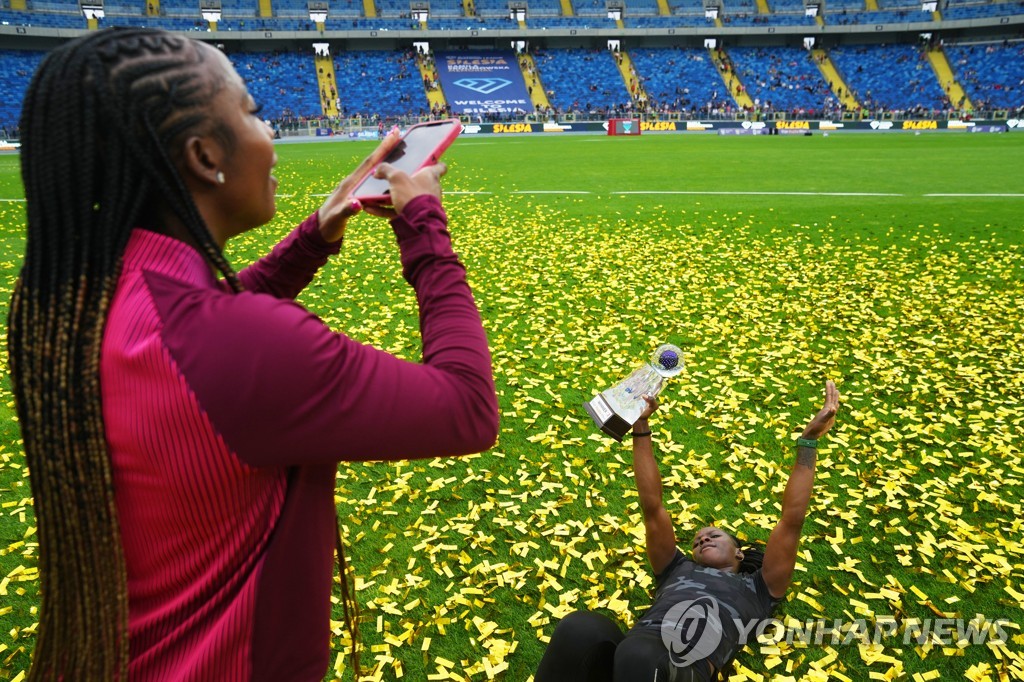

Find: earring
[216,171,226,184]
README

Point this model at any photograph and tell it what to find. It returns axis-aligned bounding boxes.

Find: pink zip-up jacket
[100,195,498,681]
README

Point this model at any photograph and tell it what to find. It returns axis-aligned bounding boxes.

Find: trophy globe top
[650,344,684,378]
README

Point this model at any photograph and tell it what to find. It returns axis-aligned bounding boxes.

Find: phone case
[352,119,462,205]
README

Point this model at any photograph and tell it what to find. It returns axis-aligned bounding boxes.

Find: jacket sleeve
[234,213,342,300]
[147,195,499,467]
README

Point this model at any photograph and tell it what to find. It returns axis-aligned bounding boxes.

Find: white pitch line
[924,193,1024,197]
[614,191,905,197]
[512,190,592,194]
[0,198,26,202]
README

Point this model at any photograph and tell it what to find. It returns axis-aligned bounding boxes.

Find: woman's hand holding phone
[361,162,447,220]
[316,129,401,242]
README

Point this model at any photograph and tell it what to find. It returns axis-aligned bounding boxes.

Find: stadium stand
[573,0,609,16]
[520,0,561,15]
[426,0,465,16]
[526,15,618,26]
[376,0,413,16]
[945,41,1024,110]
[533,48,633,115]
[625,14,715,25]
[427,15,519,26]
[0,0,1022,129]
[942,0,1024,19]
[0,9,85,26]
[822,0,866,9]
[623,0,661,16]
[332,49,430,118]
[229,50,325,120]
[628,46,732,115]
[768,0,806,10]
[727,46,837,114]
[722,0,758,14]
[329,0,365,18]
[0,49,45,132]
[324,15,421,26]
[476,0,529,17]
[826,8,934,24]
[724,12,817,24]
[829,43,949,111]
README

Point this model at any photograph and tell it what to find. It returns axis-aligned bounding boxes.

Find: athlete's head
[691,527,764,574]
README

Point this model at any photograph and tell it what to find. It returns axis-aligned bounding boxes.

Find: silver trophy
[584,344,684,441]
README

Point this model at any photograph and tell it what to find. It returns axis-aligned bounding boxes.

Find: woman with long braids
[8,28,498,680]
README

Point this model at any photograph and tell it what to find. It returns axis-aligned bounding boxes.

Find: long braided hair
[8,28,242,679]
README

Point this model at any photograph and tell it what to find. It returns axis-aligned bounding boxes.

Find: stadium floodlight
[79,0,104,18]
[200,0,220,22]
[308,0,327,20]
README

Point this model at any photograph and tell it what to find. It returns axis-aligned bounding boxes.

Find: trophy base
[584,395,633,442]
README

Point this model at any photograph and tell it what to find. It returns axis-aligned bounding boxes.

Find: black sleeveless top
[629,549,782,671]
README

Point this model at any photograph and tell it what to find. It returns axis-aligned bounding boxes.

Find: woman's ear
[179,134,224,187]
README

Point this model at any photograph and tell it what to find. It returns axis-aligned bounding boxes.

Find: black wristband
[632,431,652,438]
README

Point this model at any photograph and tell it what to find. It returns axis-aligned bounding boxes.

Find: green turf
[1,132,1023,681]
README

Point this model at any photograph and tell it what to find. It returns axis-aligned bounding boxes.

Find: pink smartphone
[351,119,462,205]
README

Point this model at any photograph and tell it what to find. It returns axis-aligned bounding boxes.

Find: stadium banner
[448,119,1021,136]
[436,51,533,116]
[608,118,641,135]
[718,127,769,135]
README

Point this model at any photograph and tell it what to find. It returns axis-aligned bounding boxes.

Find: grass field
[1,131,1023,681]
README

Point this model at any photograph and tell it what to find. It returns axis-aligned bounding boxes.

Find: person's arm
[153,163,498,467]
[235,132,402,299]
[632,396,678,576]
[762,380,839,598]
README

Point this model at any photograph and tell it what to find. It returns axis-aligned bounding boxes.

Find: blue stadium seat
[723,11,816,24]
[728,46,835,113]
[533,47,631,114]
[943,1,1023,19]
[229,50,324,120]
[628,46,728,114]
[826,7,932,23]
[427,15,519,25]
[0,8,86,26]
[945,41,1024,110]
[624,0,661,15]
[0,48,46,131]
[526,14,617,25]
[625,14,714,25]
[830,43,948,110]
[332,49,429,118]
